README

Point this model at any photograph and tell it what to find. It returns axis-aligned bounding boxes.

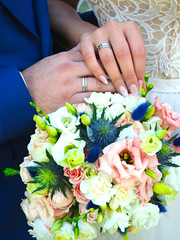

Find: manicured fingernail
[138,80,143,88]
[100,75,108,84]
[130,84,138,96]
[119,86,128,97]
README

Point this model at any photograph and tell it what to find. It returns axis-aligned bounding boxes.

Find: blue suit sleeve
[0,66,36,144]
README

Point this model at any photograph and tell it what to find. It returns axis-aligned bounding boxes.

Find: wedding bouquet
[5,76,180,240]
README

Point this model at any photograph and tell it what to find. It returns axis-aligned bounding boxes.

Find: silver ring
[82,77,87,92]
[97,43,111,50]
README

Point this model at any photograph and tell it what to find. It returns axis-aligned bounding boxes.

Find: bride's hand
[80,20,146,96]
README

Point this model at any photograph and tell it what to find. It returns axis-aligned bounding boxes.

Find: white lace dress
[86,0,180,239]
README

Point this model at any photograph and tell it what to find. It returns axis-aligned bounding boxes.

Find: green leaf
[92,103,97,122]
[111,112,124,125]
[3,168,20,177]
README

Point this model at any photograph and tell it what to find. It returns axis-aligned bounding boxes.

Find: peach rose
[19,156,32,183]
[47,188,74,217]
[73,183,89,204]
[98,138,155,189]
[153,96,180,133]
[21,195,56,229]
[64,167,84,184]
[28,129,49,152]
[79,203,98,224]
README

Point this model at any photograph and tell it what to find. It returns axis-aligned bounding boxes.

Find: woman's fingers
[80,34,109,84]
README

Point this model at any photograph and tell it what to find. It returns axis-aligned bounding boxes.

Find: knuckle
[118,46,129,57]
[101,51,113,64]
[126,20,137,29]
[123,72,137,83]
[105,19,118,30]
[83,50,93,62]
[59,62,73,73]
[134,46,146,58]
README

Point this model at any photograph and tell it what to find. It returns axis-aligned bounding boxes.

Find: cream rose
[76,219,97,240]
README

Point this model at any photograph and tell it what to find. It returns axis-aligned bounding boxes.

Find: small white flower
[164,156,180,190]
[124,96,146,113]
[76,219,97,240]
[109,185,137,210]
[85,92,112,108]
[28,219,54,240]
[51,131,85,166]
[102,210,130,234]
[105,103,125,121]
[55,222,75,240]
[80,172,115,206]
[142,116,163,131]
[140,130,162,155]
[49,106,80,134]
[109,93,125,104]
[131,203,161,231]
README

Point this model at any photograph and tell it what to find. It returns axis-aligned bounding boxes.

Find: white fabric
[86,0,180,239]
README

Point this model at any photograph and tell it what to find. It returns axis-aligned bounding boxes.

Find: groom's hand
[22,46,116,114]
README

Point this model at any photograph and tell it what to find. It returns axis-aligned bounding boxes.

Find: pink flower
[21,188,74,229]
[47,188,74,216]
[19,156,32,183]
[153,96,180,133]
[79,203,98,224]
[21,196,56,229]
[28,129,49,152]
[98,138,154,189]
[73,183,89,204]
[64,167,84,184]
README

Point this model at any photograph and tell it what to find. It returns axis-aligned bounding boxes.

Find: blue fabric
[0,0,53,239]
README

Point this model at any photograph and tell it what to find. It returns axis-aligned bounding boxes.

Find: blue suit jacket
[0,0,53,239]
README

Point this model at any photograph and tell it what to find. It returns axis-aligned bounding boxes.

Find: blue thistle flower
[86,200,99,210]
[27,150,71,198]
[87,145,100,163]
[89,118,118,150]
[132,102,149,120]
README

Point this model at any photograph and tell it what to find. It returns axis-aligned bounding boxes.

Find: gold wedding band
[82,77,88,92]
[97,43,111,50]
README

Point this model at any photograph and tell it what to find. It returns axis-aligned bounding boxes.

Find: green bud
[155,129,168,139]
[73,224,79,239]
[100,205,107,210]
[153,182,172,195]
[80,114,91,126]
[33,115,47,130]
[97,212,104,224]
[83,214,87,222]
[147,83,154,91]
[50,218,63,233]
[46,126,58,137]
[89,208,95,212]
[65,102,78,116]
[140,87,146,97]
[143,106,155,121]
[145,169,158,180]
[144,74,149,83]
[49,136,58,144]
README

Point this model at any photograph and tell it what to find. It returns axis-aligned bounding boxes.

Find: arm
[0,67,35,144]
[47,0,98,49]
[47,0,146,96]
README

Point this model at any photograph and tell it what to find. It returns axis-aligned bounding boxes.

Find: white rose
[55,222,75,240]
[85,92,112,108]
[109,185,137,210]
[80,172,115,206]
[76,219,97,240]
[142,116,163,131]
[51,131,85,166]
[105,103,125,121]
[131,203,161,231]
[28,128,49,152]
[140,130,162,156]
[124,96,146,113]
[109,93,125,104]
[28,219,54,240]
[163,156,180,191]
[102,210,130,234]
[49,106,80,134]
[30,142,53,163]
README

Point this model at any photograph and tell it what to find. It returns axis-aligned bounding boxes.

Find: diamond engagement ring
[82,77,88,92]
[97,43,111,50]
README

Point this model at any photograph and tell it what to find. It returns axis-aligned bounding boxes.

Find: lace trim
[87,0,180,80]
